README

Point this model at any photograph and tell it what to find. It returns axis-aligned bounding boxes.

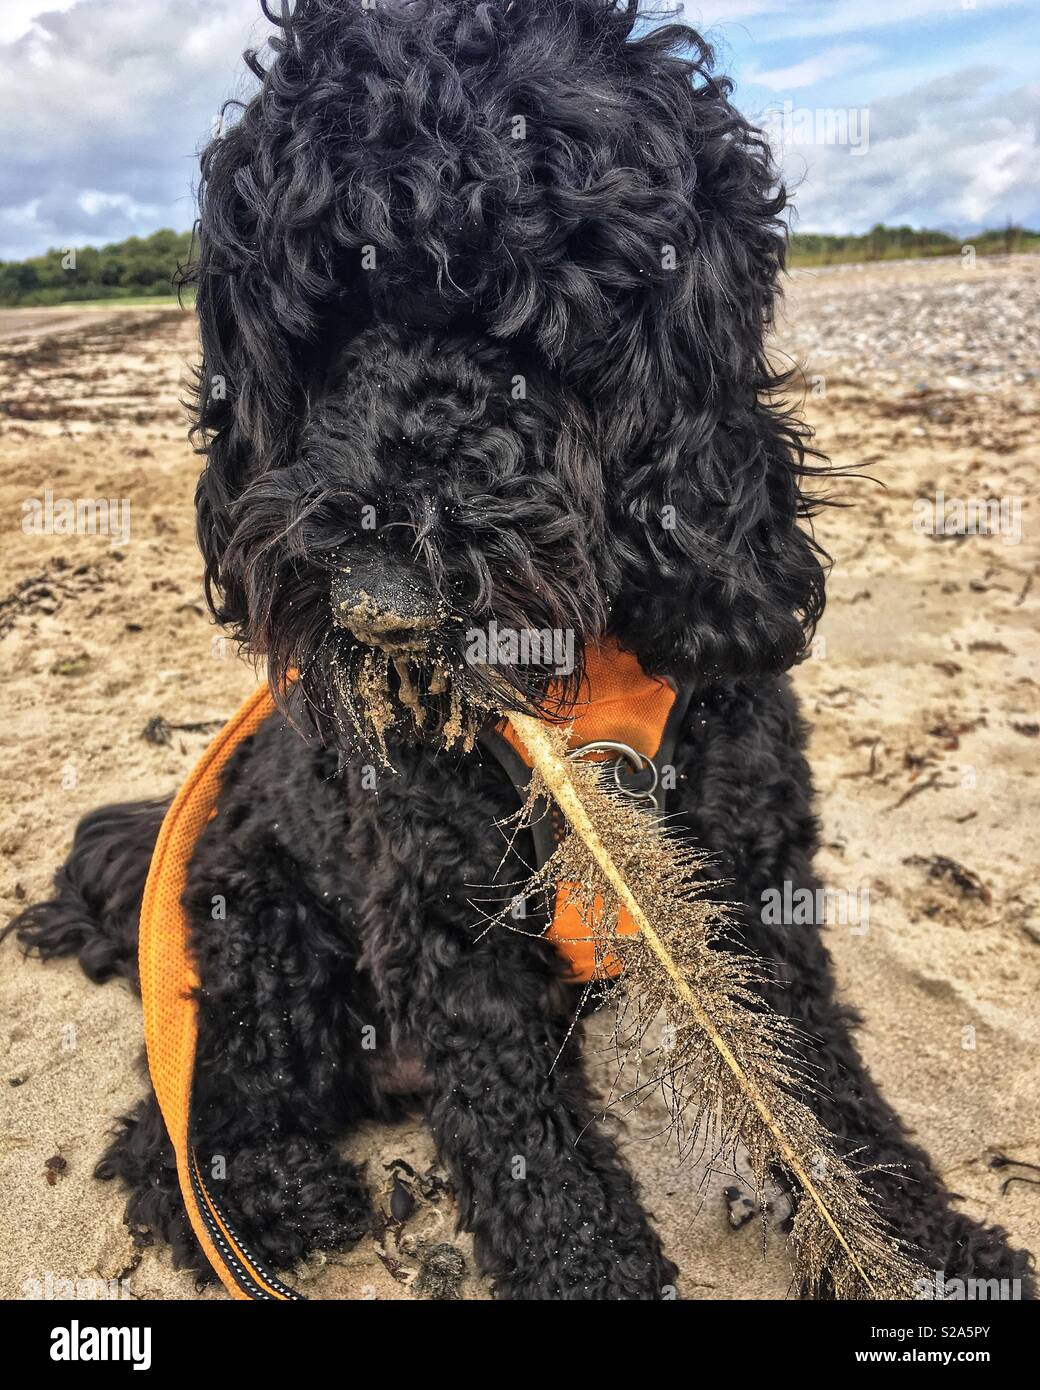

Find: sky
[1,0,1037,260]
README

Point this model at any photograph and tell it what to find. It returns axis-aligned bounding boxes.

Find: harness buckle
[567,740,660,812]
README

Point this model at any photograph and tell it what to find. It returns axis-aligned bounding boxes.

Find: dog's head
[189,0,826,751]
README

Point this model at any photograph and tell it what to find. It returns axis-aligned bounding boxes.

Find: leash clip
[567,740,660,812]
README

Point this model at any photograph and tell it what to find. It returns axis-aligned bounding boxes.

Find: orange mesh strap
[140,643,677,1297]
[500,639,678,983]
[139,683,300,1300]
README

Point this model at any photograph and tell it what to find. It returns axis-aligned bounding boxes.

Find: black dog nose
[330,559,440,652]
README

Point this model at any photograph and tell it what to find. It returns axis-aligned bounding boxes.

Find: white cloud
[780,70,1040,232]
[0,0,266,258]
[0,1,78,46]
[0,198,43,230]
[0,0,1036,257]
[77,190,158,221]
[747,43,880,91]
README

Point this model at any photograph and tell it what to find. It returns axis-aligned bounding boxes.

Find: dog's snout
[331,560,440,652]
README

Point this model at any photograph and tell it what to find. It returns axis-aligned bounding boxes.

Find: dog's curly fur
[8,0,1033,1298]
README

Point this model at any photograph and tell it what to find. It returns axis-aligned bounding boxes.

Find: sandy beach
[1,254,1037,1300]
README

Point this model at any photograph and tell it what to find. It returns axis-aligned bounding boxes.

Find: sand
[1,255,1037,1301]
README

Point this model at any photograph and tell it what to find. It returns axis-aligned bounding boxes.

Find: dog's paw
[495,1239,678,1301]
[724,1184,759,1230]
[723,1182,794,1233]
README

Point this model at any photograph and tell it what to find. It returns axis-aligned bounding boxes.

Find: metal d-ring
[567,740,660,812]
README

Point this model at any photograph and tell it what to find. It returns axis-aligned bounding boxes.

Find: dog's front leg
[365,868,676,1300]
[358,749,677,1300]
[416,948,677,1300]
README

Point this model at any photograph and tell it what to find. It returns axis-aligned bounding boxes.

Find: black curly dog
[9,0,1032,1299]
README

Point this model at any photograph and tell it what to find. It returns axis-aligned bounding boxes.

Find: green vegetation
[0,229,193,307]
[1,223,1037,306]
[788,222,1040,268]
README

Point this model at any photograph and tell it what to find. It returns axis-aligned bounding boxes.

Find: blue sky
[1,0,1037,260]
[690,0,1040,233]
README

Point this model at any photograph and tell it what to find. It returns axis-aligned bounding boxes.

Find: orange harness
[139,642,684,1299]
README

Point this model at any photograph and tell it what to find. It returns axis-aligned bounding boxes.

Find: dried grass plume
[506,711,932,1300]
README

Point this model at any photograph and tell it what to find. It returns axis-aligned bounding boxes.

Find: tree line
[0,229,193,306]
[789,222,1039,267]
[1,223,1037,306]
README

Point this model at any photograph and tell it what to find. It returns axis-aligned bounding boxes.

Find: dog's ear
[185,8,372,637]
[573,24,828,684]
[186,110,306,636]
[604,392,828,685]
[187,122,357,636]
